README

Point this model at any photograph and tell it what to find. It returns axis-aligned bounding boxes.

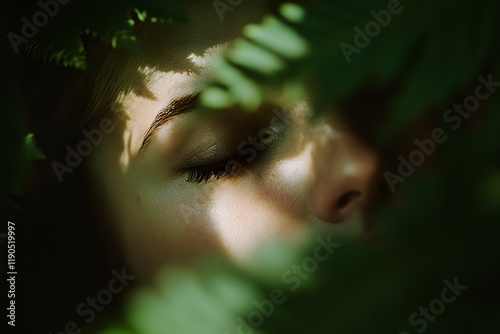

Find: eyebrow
[140,93,199,151]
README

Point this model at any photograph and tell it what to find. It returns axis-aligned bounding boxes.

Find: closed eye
[184,110,289,183]
[185,151,248,183]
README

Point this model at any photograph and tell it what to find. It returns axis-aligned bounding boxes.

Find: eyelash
[185,116,287,184]
[185,153,248,183]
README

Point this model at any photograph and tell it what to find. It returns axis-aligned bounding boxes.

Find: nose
[309,116,379,224]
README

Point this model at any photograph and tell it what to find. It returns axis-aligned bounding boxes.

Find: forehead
[120,0,271,109]
[131,0,269,73]
[111,1,269,165]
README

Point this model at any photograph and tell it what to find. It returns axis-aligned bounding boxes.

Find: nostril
[336,191,362,211]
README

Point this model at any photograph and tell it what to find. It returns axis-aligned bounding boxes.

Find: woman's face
[92,1,379,281]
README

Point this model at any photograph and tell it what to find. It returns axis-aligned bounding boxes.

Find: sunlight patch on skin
[208,181,296,260]
[117,72,201,172]
[273,142,314,193]
[187,44,230,68]
[206,141,315,260]
[119,130,132,173]
[138,65,157,77]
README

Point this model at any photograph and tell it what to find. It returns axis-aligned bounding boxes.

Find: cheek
[208,153,314,259]
[109,144,315,277]
[106,175,220,281]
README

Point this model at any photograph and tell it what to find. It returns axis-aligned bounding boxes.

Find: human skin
[90,0,379,282]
